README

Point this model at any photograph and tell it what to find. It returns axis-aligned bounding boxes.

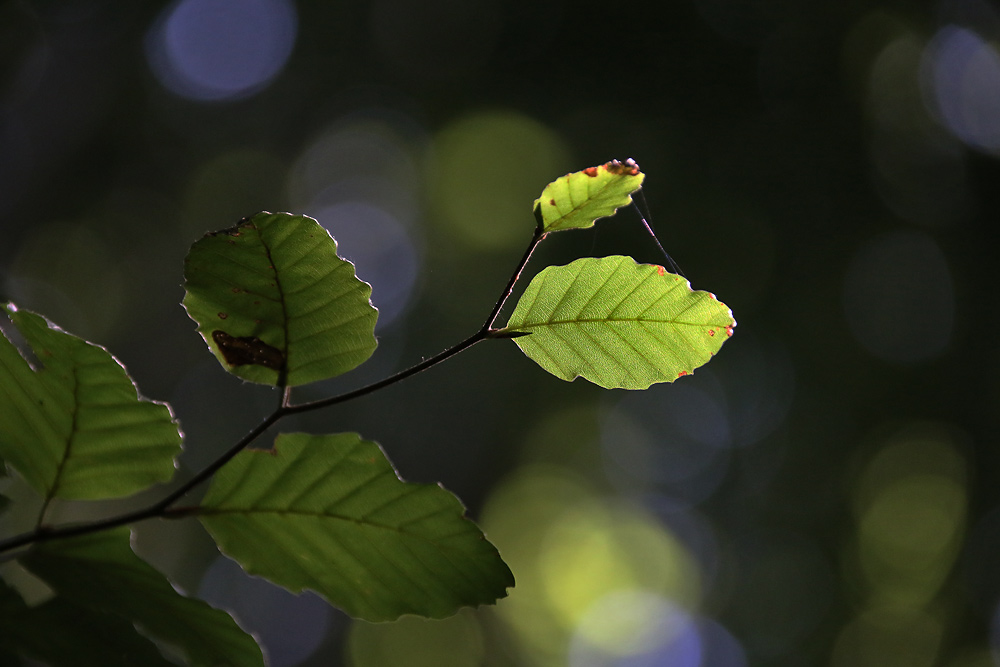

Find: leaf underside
[182,212,378,387]
[503,256,735,390]
[534,159,645,233]
[198,432,515,622]
[0,304,181,500]
[20,528,264,667]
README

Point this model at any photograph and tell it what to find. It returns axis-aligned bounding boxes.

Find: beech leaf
[0,304,182,500]
[502,256,735,389]
[198,432,515,621]
[183,212,378,387]
[534,159,645,233]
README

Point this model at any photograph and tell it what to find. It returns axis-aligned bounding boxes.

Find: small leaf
[198,432,515,622]
[183,212,379,387]
[534,159,645,233]
[502,256,735,389]
[0,579,175,666]
[20,527,264,667]
[0,304,182,500]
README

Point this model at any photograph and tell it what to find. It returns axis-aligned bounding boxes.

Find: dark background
[1,0,997,665]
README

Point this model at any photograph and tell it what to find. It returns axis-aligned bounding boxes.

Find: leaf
[198,432,515,622]
[20,527,264,667]
[0,579,175,667]
[182,212,378,387]
[534,159,645,233]
[502,255,735,389]
[0,304,182,500]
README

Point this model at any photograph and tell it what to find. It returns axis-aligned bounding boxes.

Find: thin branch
[0,229,548,556]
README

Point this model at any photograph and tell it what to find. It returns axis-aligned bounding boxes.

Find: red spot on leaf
[678,370,689,377]
[583,166,599,177]
[709,293,717,300]
[726,325,734,337]
[655,265,665,276]
[708,329,716,336]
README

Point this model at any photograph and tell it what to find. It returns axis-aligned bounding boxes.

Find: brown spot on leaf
[218,312,228,320]
[583,166,599,177]
[549,198,556,206]
[604,158,640,176]
[708,329,716,336]
[212,330,285,370]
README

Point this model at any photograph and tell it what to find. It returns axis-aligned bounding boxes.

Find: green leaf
[0,304,182,500]
[198,432,515,621]
[20,527,264,667]
[534,159,645,233]
[182,212,378,387]
[502,255,735,389]
[0,579,175,666]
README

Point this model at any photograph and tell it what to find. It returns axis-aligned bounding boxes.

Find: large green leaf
[502,256,735,389]
[183,212,378,387]
[0,579,175,666]
[534,159,645,233]
[0,304,181,500]
[198,432,515,622]
[20,527,264,667]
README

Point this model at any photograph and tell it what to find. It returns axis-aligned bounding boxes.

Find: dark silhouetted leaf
[21,528,263,667]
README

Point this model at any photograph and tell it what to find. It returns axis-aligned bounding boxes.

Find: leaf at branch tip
[502,256,736,390]
[198,432,515,622]
[182,212,379,387]
[19,527,264,667]
[533,159,645,233]
[0,303,182,500]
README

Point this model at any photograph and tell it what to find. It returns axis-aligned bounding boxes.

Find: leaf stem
[0,229,548,557]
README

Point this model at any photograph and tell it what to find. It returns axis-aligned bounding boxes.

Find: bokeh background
[1,0,997,665]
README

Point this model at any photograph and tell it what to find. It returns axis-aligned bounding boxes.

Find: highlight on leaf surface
[502,256,735,390]
[182,212,378,387]
[533,159,645,233]
[0,303,182,500]
[197,432,515,622]
[19,528,264,667]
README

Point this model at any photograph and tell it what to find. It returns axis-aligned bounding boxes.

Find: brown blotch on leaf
[218,312,228,320]
[212,330,285,370]
[604,158,640,176]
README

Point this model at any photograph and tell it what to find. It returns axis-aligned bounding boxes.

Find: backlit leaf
[534,159,645,233]
[20,527,264,667]
[0,304,182,500]
[198,432,515,622]
[183,212,378,387]
[502,256,735,389]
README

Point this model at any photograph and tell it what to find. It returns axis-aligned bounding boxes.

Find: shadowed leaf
[198,432,515,622]
[0,579,175,666]
[503,256,735,389]
[0,304,182,500]
[20,528,263,667]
